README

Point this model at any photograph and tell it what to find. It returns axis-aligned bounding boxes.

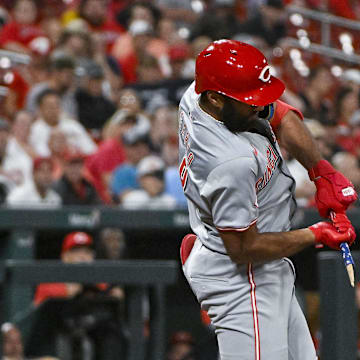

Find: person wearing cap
[26,54,78,119]
[33,231,95,306]
[122,155,176,209]
[178,40,356,359]
[74,60,116,138]
[52,152,100,206]
[6,157,61,208]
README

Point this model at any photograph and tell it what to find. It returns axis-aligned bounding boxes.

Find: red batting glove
[308,160,357,218]
[309,222,354,250]
[330,212,356,243]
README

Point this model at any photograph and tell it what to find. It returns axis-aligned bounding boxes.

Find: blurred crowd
[1,1,360,359]
[0,0,358,210]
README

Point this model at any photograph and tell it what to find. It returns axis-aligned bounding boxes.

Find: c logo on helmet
[258,65,271,83]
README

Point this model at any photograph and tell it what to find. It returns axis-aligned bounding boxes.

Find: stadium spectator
[85,109,134,203]
[34,231,95,305]
[333,87,360,154]
[2,110,35,187]
[149,104,178,153]
[110,129,151,203]
[74,60,116,139]
[167,331,195,360]
[162,135,187,208]
[239,0,287,46]
[190,0,241,41]
[6,157,61,208]
[296,65,335,126]
[29,89,97,157]
[122,155,176,209]
[55,24,93,60]
[47,129,76,180]
[52,152,100,206]
[75,0,125,53]
[34,230,124,304]
[26,55,77,119]
[112,17,169,83]
[0,0,50,56]
[97,227,127,261]
[332,151,360,196]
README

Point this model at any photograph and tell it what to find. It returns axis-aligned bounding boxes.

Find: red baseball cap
[62,231,93,254]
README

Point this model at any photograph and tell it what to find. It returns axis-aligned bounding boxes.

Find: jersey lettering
[179,152,195,190]
[255,144,279,192]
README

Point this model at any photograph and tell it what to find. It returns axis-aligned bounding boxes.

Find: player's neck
[199,96,221,122]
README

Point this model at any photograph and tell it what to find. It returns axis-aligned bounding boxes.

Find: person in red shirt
[85,109,141,203]
[77,0,125,54]
[34,231,97,306]
[0,0,50,55]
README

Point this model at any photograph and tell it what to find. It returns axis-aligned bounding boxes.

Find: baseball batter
[178,40,357,360]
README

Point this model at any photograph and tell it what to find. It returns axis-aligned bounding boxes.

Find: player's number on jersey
[179,156,188,190]
[179,153,194,191]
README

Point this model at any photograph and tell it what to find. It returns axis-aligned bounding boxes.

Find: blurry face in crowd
[48,129,67,156]
[2,327,24,359]
[14,0,37,25]
[62,246,95,263]
[125,142,150,165]
[158,18,176,42]
[42,18,62,46]
[167,343,194,360]
[12,111,33,143]
[39,94,61,126]
[33,161,53,190]
[312,68,334,95]
[118,89,141,113]
[130,5,155,27]
[151,106,178,143]
[82,0,107,26]
[64,161,83,184]
[162,136,178,166]
[140,174,164,197]
[340,90,359,116]
[87,78,103,97]
[101,231,125,260]
[54,68,74,94]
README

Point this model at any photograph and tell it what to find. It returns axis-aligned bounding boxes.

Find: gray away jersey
[178,82,297,254]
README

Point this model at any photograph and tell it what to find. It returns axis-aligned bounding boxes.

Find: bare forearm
[222,228,315,264]
[278,111,321,170]
[241,229,315,263]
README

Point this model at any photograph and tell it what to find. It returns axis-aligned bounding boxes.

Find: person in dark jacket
[52,152,101,205]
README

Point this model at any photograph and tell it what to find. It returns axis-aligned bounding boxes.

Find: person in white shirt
[122,155,176,209]
[2,111,36,187]
[6,157,62,208]
[29,89,97,157]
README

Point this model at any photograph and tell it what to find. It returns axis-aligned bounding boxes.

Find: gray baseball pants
[182,238,317,360]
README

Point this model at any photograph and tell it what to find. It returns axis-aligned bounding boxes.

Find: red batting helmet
[195,39,285,106]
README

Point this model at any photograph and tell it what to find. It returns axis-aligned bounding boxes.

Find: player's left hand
[330,212,356,243]
[308,160,358,218]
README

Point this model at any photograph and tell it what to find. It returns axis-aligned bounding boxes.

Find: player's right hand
[309,222,355,250]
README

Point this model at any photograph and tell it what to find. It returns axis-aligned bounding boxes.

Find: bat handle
[330,211,355,287]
